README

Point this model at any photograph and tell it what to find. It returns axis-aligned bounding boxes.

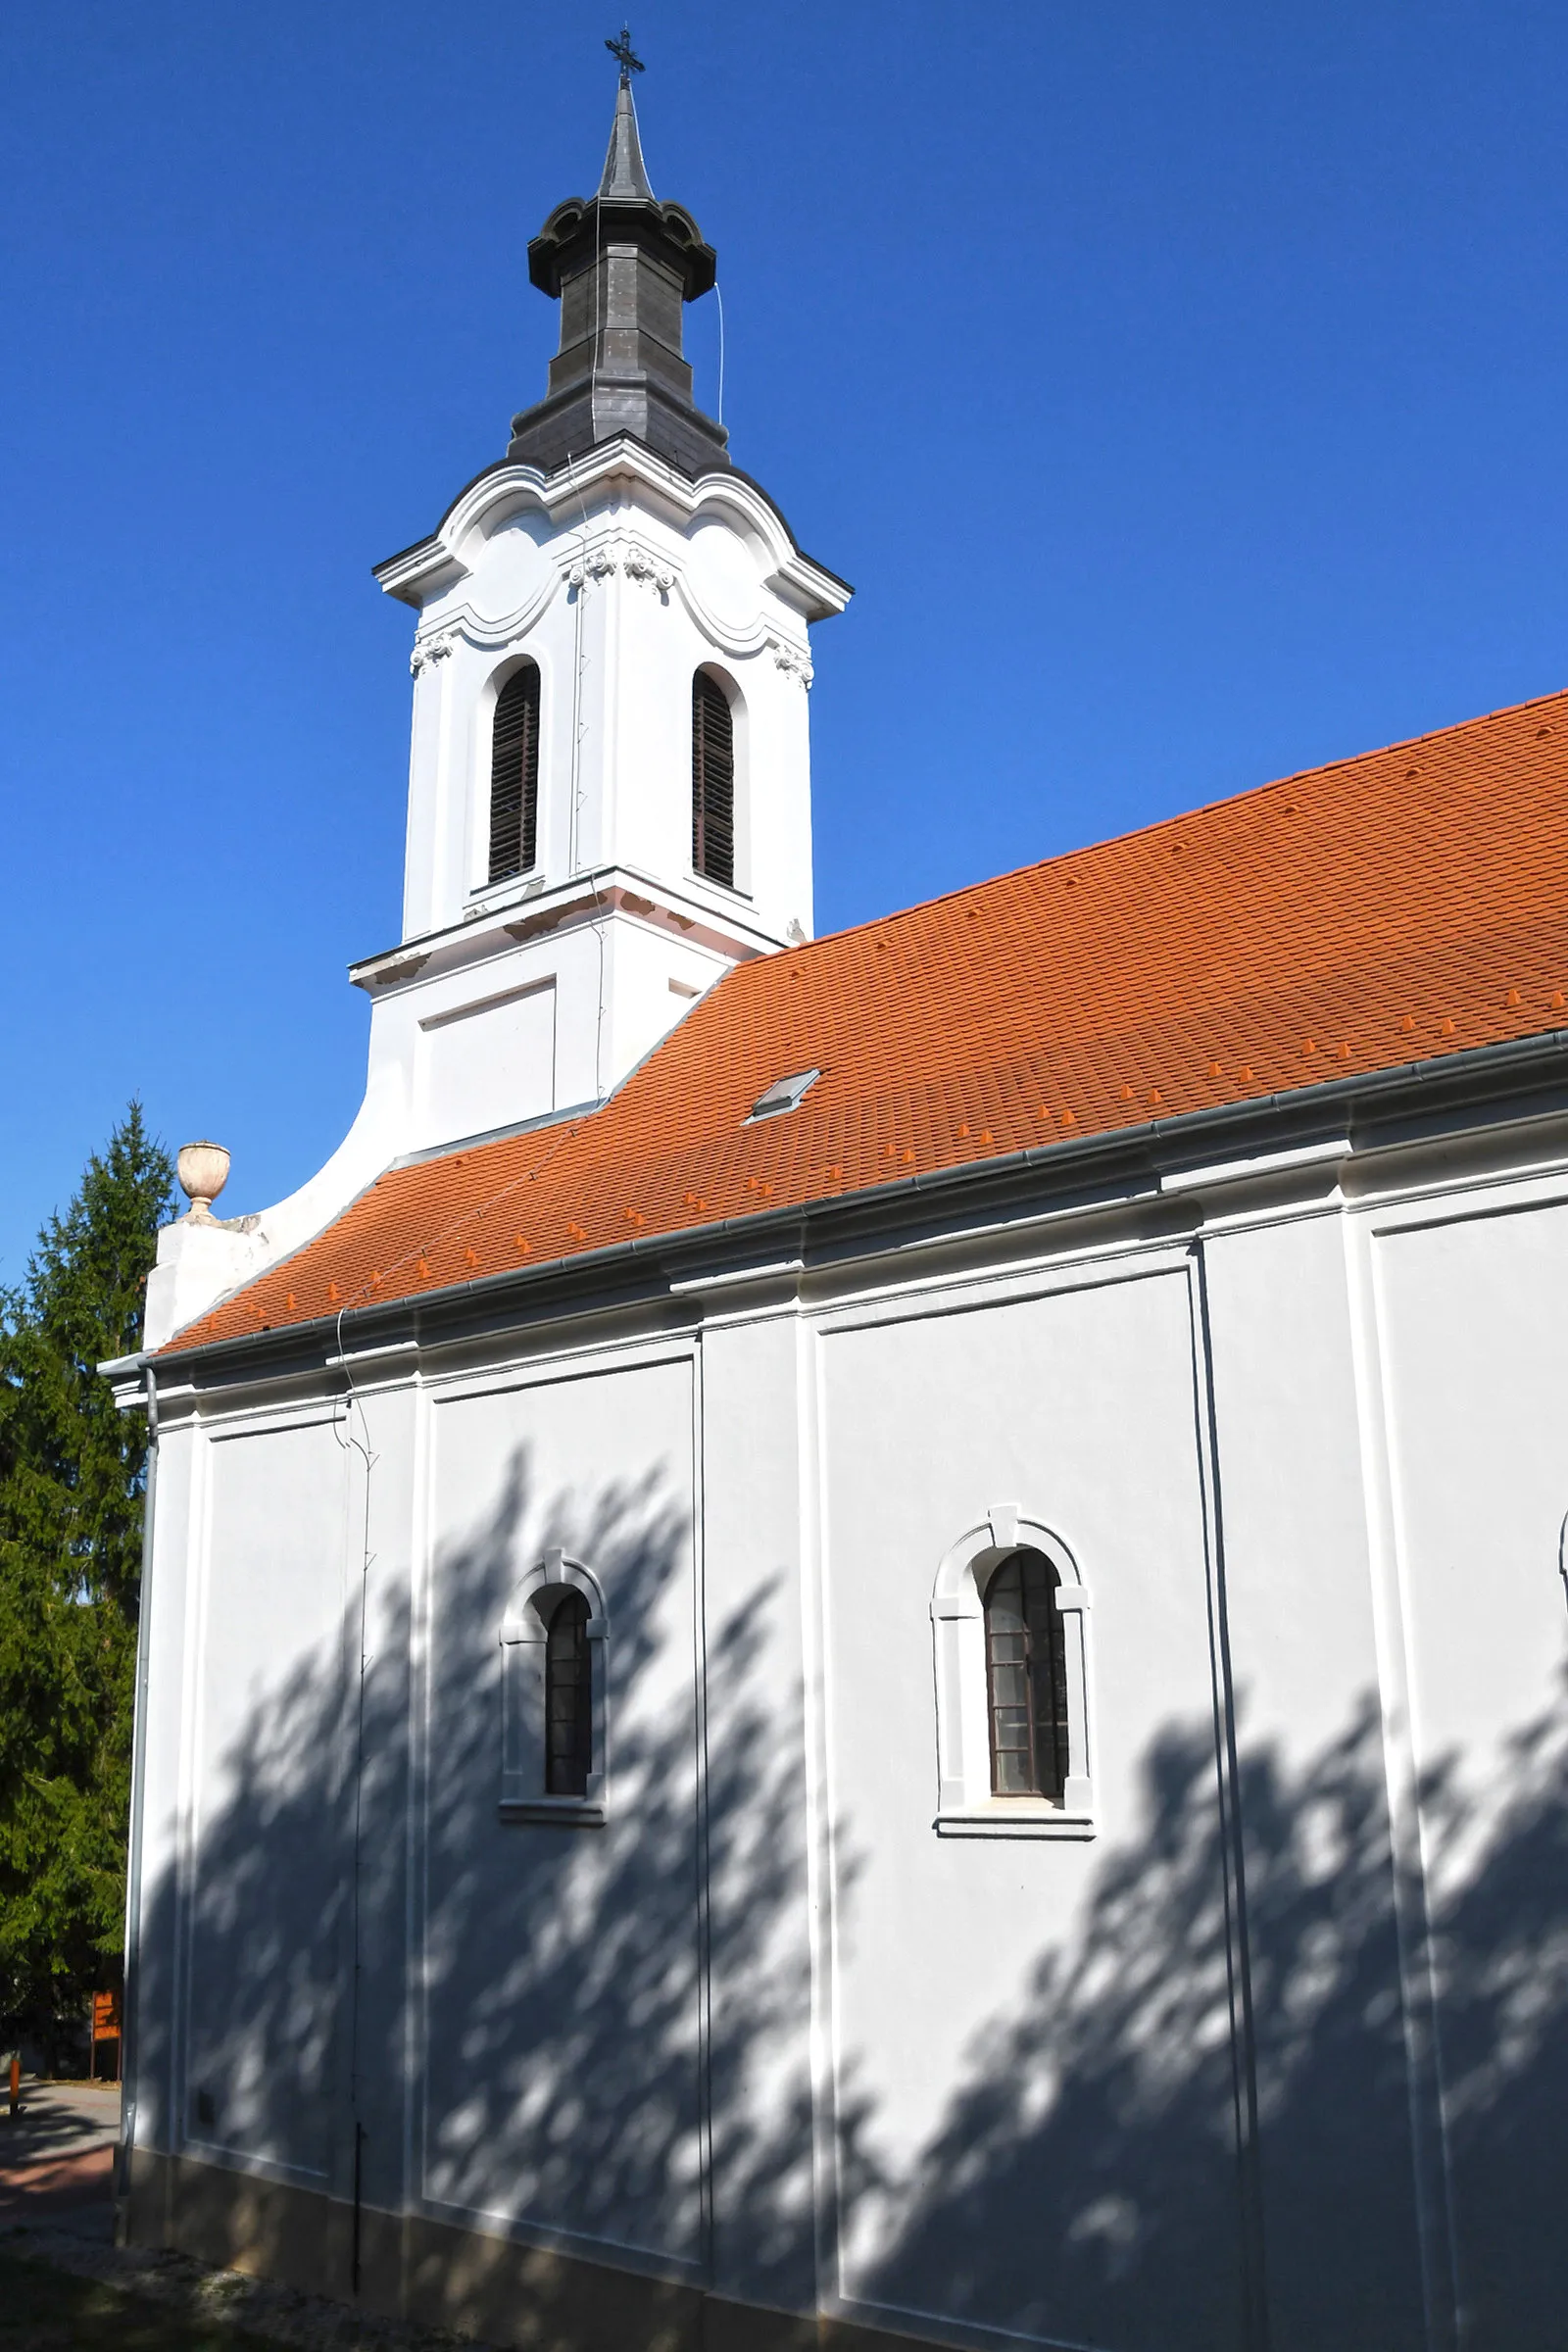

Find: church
[104,63,1568,2352]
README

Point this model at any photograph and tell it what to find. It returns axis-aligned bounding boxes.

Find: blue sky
[3,1,1567,1272]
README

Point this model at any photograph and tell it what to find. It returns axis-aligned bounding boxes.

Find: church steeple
[356,50,848,1162]
[508,63,727,477]
[599,74,655,201]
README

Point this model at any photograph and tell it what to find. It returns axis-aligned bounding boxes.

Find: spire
[508,49,726,477]
[599,77,655,202]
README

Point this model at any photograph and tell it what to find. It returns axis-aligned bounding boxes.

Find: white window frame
[499,1548,609,1825]
[930,1504,1095,1839]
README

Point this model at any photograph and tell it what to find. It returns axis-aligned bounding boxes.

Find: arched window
[498,1550,609,1823]
[544,1590,592,1797]
[984,1549,1070,1800]
[930,1510,1094,1837]
[489,663,540,884]
[692,669,735,888]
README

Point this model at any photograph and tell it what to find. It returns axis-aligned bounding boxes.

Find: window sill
[465,871,544,920]
[935,1803,1096,1840]
[684,870,754,906]
[499,1796,606,1828]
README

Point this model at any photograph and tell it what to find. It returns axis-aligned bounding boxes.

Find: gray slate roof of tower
[507,80,728,478]
[599,77,656,201]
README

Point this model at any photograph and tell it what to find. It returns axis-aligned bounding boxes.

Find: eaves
[109,1026,1568,1401]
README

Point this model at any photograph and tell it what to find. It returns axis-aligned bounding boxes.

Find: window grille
[544,1590,592,1797]
[692,671,735,888]
[984,1549,1071,1800]
[489,664,540,884]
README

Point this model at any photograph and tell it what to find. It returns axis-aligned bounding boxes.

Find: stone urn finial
[177,1141,230,1223]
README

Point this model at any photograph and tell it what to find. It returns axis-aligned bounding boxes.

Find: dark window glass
[489,664,540,884]
[544,1591,592,1796]
[692,671,735,888]
[984,1549,1070,1799]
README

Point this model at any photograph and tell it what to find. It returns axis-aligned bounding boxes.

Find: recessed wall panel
[416,978,555,1148]
[820,1266,1244,2352]
[1376,1200,1568,2350]
[419,1358,701,2273]
[185,1420,350,2184]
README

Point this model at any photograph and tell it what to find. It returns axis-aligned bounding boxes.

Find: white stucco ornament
[622,541,675,594]
[769,635,813,687]
[566,545,620,590]
[410,630,459,676]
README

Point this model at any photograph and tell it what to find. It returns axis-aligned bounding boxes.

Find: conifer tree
[0,1105,172,2041]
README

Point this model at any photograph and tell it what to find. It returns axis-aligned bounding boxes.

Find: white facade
[111,1102,1568,2352]
[144,434,847,1352]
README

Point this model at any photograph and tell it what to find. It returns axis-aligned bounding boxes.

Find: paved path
[0,2079,120,2236]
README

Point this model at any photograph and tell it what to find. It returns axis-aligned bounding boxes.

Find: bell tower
[145,57,849,1346]
[357,62,850,1157]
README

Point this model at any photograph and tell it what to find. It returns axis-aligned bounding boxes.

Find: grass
[0,2249,287,2349]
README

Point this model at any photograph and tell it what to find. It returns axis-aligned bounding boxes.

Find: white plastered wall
[126,1124,1568,2351]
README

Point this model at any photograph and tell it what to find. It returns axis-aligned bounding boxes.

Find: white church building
[105,71,1568,2352]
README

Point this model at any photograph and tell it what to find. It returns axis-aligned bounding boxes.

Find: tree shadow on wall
[861,1683,1568,2352]
[130,1467,1568,2352]
[406,1442,875,2314]
[130,1439,875,2332]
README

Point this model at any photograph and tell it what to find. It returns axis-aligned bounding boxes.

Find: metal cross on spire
[605,24,644,85]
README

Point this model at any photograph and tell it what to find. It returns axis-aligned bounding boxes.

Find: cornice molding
[348,863,781,995]
[374,439,851,624]
[407,560,566,667]
[412,521,806,665]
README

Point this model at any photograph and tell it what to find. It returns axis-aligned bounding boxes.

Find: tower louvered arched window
[544,1590,592,1797]
[692,670,735,889]
[984,1549,1071,1800]
[489,663,540,884]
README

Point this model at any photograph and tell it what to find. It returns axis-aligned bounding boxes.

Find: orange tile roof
[172,686,1568,1353]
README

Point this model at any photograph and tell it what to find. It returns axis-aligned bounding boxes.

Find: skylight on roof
[748,1068,819,1122]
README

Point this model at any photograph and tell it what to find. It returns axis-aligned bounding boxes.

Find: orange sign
[91,1990,121,2035]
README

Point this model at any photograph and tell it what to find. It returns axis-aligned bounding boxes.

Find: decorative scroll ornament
[566,540,674,595]
[410,630,460,676]
[566,545,620,591]
[769,635,814,688]
[622,542,675,594]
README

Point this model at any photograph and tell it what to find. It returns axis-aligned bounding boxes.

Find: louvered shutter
[489,664,540,884]
[692,671,735,889]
